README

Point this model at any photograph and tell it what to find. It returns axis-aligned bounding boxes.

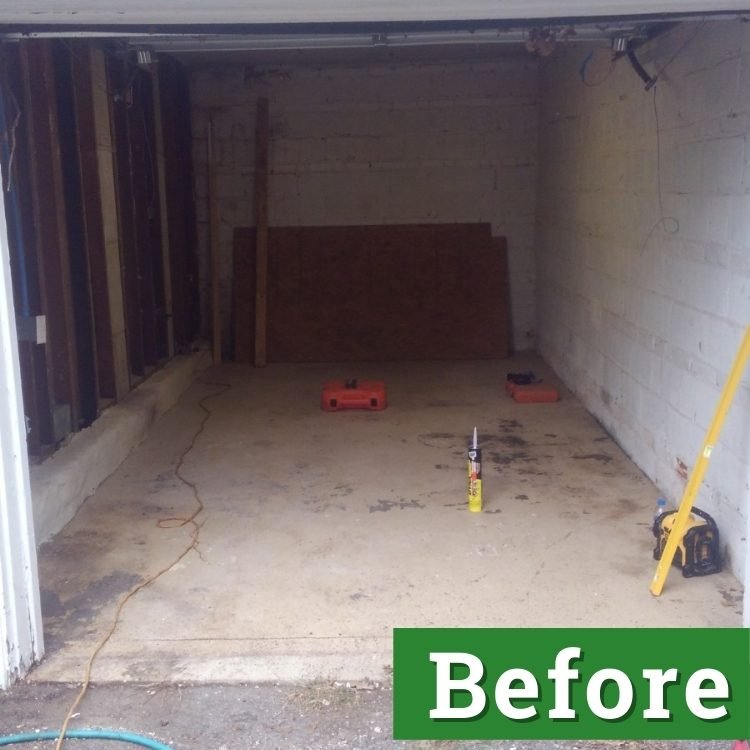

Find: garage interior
[0,5,749,691]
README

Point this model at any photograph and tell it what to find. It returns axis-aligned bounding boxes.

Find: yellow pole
[650,324,750,596]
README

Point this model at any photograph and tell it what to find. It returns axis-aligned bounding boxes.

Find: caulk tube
[467,427,482,513]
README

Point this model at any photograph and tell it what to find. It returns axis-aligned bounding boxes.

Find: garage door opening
[0,7,748,689]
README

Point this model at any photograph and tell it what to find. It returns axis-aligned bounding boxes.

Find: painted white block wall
[535,21,750,588]
[190,58,539,352]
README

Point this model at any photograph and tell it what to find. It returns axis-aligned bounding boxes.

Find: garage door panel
[1,1,745,26]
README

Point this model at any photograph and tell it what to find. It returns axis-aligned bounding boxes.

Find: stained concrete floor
[32,357,742,685]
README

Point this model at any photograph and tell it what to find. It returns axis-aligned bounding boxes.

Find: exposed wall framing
[0,39,200,456]
[107,57,168,378]
[156,56,200,353]
[18,40,82,443]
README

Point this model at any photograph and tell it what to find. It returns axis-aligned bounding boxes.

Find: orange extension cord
[54,381,231,750]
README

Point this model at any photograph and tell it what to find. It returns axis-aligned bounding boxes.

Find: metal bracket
[16,315,46,344]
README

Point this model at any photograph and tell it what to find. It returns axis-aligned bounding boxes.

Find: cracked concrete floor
[31,357,741,685]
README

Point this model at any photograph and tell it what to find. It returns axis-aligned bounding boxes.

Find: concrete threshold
[30,636,391,683]
[30,348,212,546]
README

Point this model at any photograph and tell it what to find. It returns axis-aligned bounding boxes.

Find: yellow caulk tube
[468,426,482,512]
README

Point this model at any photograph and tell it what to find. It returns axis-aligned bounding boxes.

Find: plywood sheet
[233,223,509,362]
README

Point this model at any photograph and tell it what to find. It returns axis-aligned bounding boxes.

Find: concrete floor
[32,356,742,684]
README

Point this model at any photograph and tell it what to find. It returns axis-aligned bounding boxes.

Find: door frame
[0,180,44,689]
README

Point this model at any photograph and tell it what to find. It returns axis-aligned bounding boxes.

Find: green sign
[393,628,749,740]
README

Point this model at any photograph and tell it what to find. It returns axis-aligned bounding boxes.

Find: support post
[90,47,129,400]
[254,98,269,368]
[207,118,221,366]
[151,64,175,359]
[20,41,81,433]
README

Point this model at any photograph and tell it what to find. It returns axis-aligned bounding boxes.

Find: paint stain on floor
[368,498,426,513]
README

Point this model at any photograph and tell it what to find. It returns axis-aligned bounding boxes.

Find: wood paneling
[233,223,509,362]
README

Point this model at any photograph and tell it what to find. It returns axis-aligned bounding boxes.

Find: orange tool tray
[505,380,560,403]
[321,379,387,411]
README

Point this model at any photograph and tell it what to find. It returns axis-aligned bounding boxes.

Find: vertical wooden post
[126,71,159,369]
[153,57,199,352]
[207,117,221,366]
[151,63,175,359]
[4,44,54,449]
[254,98,269,368]
[20,40,81,433]
[69,41,109,411]
[90,47,130,400]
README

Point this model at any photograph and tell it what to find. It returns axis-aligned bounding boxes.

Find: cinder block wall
[190,58,539,351]
[535,21,750,582]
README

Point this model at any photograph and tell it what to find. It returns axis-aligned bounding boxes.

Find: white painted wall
[535,21,750,585]
[0,189,44,687]
[191,57,539,351]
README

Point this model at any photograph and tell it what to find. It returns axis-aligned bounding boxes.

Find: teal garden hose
[0,730,174,750]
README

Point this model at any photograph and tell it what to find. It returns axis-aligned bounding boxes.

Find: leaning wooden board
[233,223,509,363]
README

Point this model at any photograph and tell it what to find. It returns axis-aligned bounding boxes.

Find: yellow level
[650,324,750,596]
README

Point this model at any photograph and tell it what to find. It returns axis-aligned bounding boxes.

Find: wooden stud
[140,71,169,363]
[254,98,270,368]
[158,58,200,351]
[3,45,53,450]
[90,46,130,400]
[232,227,256,362]
[70,42,112,399]
[207,117,222,366]
[492,235,513,355]
[108,57,144,379]
[150,63,175,359]
[19,40,81,433]
[127,70,159,368]
[60,40,102,423]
